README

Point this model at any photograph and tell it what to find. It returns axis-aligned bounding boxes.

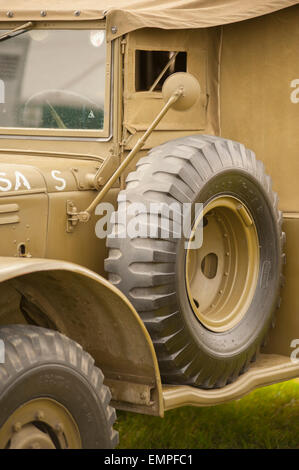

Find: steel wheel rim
[0,397,82,449]
[185,195,260,332]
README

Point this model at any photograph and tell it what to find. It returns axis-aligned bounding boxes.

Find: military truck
[0,0,298,449]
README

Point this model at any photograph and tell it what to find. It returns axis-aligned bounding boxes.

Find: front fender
[0,257,163,416]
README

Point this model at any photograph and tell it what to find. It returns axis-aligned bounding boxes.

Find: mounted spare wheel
[105,135,285,389]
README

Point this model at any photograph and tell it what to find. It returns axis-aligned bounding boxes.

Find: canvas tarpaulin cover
[1,0,298,39]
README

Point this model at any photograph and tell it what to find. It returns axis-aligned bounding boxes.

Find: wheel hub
[185,195,260,332]
[9,424,56,449]
[0,398,81,449]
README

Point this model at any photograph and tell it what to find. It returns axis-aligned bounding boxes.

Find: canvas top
[0,0,298,39]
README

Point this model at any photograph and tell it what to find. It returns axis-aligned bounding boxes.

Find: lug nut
[12,422,21,433]
[35,411,45,420]
[55,423,63,433]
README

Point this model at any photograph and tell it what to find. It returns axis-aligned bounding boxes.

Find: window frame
[0,21,111,139]
[133,44,188,98]
[124,29,208,133]
[134,49,188,93]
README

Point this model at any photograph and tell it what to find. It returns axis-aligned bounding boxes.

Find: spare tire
[105,135,284,389]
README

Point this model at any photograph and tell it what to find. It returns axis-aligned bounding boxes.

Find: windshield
[0,29,106,130]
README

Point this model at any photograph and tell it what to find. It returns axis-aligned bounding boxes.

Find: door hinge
[121,38,127,55]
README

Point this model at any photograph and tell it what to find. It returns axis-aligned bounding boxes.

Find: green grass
[116,380,299,449]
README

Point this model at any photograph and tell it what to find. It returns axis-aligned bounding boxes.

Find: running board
[163,354,299,411]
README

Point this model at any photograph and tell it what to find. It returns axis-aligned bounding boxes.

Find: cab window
[135,50,187,92]
[0,29,106,130]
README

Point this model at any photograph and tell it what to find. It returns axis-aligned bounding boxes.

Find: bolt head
[35,410,45,421]
[30,442,41,449]
[55,423,63,433]
[12,422,21,433]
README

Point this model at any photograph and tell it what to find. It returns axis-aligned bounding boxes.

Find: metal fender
[0,257,163,416]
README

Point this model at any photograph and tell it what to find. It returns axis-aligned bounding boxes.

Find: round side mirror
[162,72,201,111]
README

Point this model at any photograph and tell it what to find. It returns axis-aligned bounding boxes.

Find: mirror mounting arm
[67,87,184,230]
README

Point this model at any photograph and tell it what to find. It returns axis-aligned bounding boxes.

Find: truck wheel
[105,135,284,388]
[0,325,118,449]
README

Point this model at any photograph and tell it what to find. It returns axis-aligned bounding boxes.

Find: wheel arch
[0,257,163,416]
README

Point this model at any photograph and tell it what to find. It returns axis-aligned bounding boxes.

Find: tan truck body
[0,1,298,418]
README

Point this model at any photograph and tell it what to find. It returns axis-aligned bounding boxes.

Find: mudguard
[0,257,163,416]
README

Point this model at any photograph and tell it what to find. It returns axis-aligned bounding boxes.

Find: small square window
[135,50,187,92]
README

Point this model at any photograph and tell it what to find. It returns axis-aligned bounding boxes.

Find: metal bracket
[71,166,100,191]
[94,149,119,189]
[66,201,90,233]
